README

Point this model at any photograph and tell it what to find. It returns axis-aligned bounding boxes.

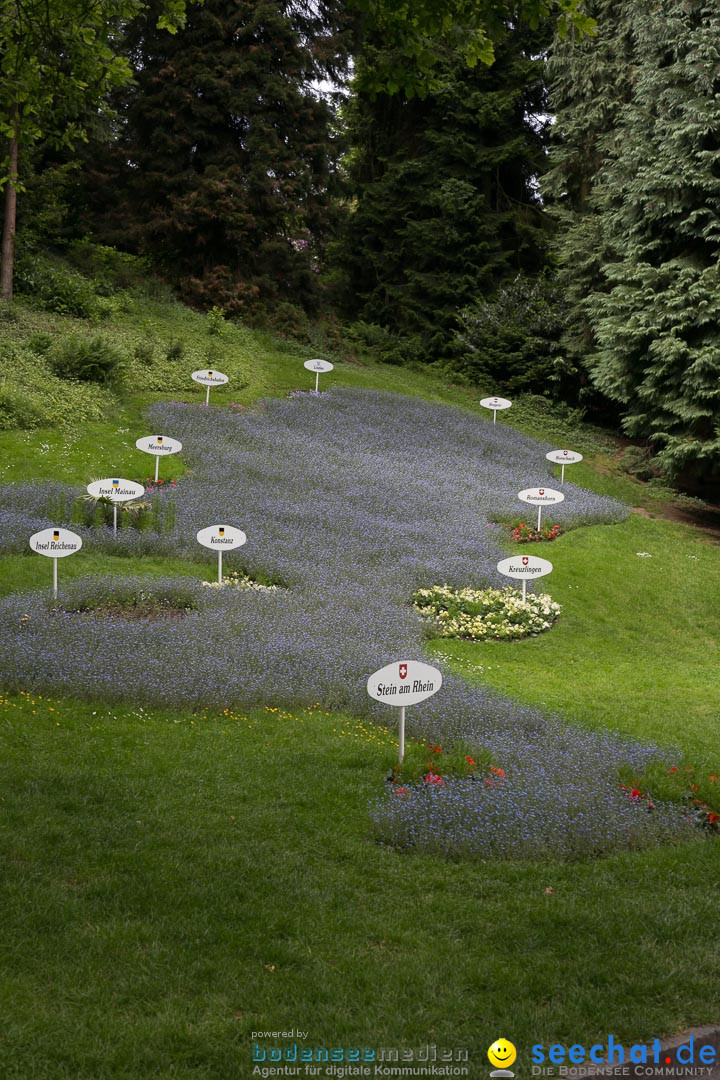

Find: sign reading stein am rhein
[367,659,442,764]
[196,524,247,584]
[497,554,553,605]
[29,527,82,598]
[135,435,182,483]
[518,485,565,531]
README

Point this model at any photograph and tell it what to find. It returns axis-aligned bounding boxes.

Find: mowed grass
[433,513,720,763]
[1,691,720,1080]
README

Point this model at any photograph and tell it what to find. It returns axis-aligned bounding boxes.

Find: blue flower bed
[0,389,694,858]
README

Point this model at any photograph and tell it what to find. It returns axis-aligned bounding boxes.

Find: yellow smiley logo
[488,1040,517,1069]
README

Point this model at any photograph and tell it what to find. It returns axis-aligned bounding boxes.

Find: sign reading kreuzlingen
[497,554,553,606]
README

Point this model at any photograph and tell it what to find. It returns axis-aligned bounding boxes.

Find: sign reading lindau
[546,448,583,484]
[29,527,82,598]
[192,368,229,405]
[197,524,247,584]
[497,554,553,605]
[518,486,564,531]
[479,396,512,425]
[303,357,334,393]
[367,660,442,764]
[135,435,182,483]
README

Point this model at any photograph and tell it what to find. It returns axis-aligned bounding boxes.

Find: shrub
[14,251,103,319]
[49,335,126,385]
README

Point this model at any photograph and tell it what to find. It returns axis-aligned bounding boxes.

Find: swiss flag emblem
[539,488,545,495]
[522,556,529,566]
[399,663,408,680]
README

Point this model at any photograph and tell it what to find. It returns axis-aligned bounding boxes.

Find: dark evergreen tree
[333,25,550,362]
[81,0,350,312]
[551,0,720,491]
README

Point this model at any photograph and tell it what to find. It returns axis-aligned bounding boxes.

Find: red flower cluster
[511,522,562,544]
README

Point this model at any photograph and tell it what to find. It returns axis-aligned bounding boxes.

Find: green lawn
[434,513,720,762]
[1,692,719,1080]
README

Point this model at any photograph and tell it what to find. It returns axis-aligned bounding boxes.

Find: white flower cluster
[201,571,280,593]
[412,584,561,641]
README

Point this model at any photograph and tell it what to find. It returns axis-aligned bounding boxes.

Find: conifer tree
[335,26,550,361]
[579,0,720,491]
[86,0,349,312]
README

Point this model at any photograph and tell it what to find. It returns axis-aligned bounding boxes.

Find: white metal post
[53,558,58,599]
[205,385,210,406]
[522,579,527,606]
[561,463,566,484]
[398,706,406,764]
[537,505,543,531]
[218,550,223,585]
[315,371,319,393]
[113,504,118,537]
[155,457,160,483]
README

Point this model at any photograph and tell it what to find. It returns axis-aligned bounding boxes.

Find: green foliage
[14,250,105,319]
[49,335,126,385]
[0,340,112,431]
[335,27,551,363]
[454,273,574,396]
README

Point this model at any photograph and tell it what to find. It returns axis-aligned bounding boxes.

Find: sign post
[480,396,512,425]
[366,660,442,763]
[196,524,247,584]
[191,368,229,405]
[87,479,146,537]
[29,528,82,597]
[303,358,334,393]
[518,486,564,532]
[497,554,553,605]
[135,434,183,483]
[546,449,583,485]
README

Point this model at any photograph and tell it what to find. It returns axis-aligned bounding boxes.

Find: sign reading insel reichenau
[29,527,82,598]
[367,659,442,763]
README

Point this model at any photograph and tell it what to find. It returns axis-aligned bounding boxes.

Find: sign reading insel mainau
[546,448,583,484]
[87,478,146,503]
[367,660,442,764]
[29,527,82,598]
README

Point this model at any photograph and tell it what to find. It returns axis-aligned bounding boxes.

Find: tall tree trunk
[1,121,19,303]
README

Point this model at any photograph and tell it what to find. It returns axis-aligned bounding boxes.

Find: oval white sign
[303,358,334,373]
[196,524,247,551]
[546,449,583,465]
[87,479,146,503]
[497,555,553,580]
[480,396,512,411]
[136,435,182,456]
[192,369,229,386]
[367,660,442,708]
[518,487,565,506]
[29,527,83,559]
